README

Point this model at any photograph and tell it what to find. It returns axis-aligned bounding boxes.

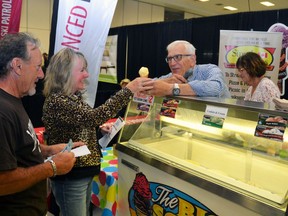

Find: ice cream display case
[116,96,288,216]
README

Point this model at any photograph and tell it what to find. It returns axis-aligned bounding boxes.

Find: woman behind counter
[42,48,153,216]
[236,52,280,103]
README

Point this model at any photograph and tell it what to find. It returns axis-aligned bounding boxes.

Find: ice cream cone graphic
[132,172,152,216]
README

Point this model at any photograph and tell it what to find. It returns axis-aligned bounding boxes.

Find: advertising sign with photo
[218,30,282,100]
[255,113,287,142]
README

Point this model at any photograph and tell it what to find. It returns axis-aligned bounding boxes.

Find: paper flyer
[99,117,125,149]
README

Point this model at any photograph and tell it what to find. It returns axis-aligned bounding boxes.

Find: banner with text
[218,30,282,99]
[0,0,22,38]
[51,0,117,107]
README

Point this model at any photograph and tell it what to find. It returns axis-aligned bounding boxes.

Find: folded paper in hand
[99,117,125,149]
[71,145,91,157]
[45,141,90,162]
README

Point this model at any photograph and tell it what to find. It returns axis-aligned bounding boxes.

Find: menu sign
[133,93,155,113]
[202,105,228,128]
[159,98,180,118]
[255,114,287,142]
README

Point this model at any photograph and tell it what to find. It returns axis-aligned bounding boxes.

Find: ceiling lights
[224,6,238,11]
[195,0,276,13]
[260,1,275,7]
[223,1,275,12]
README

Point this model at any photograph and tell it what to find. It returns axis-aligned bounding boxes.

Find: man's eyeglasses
[165,54,192,63]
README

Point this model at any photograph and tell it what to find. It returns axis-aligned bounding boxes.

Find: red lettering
[71,6,87,18]
[65,6,87,37]
[66,24,83,37]
[67,14,85,28]
[61,35,81,50]
[62,5,87,49]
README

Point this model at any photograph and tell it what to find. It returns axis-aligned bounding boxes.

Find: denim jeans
[51,176,93,216]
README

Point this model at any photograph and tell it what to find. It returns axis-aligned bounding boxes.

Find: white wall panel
[123,0,138,26]
[20,0,28,29]
[17,0,167,53]
[26,0,51,29]
[112,1,165,27]
[19,0,52,53]
[185,12,201,19]
[152,5,164,23]
[138,2,152,24]
[111,0,124,27]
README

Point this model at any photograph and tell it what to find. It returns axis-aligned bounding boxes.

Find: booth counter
[116,96,288,216]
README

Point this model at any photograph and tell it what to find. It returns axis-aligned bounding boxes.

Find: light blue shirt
[158,64,231,98]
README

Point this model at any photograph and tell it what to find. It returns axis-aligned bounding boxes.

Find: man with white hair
[149,40,230,98]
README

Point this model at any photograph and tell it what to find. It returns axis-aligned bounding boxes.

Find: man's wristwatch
[172,83,180,96]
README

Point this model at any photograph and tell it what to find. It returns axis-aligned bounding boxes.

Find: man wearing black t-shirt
[0,33,81,216]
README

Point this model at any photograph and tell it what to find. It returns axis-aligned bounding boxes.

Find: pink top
[244,77,280,103]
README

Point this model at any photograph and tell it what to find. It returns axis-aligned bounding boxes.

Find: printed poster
[268,23,288,96]
[133,93,154,113]
[99,35,118,84]
[218,30,282,100]
[159,98,180,118]
[255,113,287,142]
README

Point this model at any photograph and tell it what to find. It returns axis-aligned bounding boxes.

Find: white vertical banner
[218,30,282,100]
[53,0,118,107]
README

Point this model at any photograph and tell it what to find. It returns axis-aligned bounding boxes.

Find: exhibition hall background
[97,8,288,109]
[19,0,288,127]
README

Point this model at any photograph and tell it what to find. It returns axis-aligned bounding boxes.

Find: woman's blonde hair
[43,48,87,96]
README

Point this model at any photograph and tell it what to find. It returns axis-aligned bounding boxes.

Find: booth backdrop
[95,8,288,108]
[22,9,288,127]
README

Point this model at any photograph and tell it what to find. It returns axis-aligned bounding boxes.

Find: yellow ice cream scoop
[139,67,149,77]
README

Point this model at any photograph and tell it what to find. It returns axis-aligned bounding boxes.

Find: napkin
[273,98,288,111]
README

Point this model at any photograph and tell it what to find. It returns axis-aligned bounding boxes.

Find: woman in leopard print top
[42,48,153,216]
